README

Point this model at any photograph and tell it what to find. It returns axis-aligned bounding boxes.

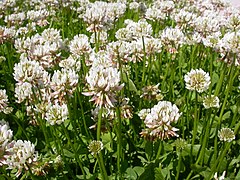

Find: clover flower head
[45,103,68,125]
[140,83,163,100]
[88,140,103,156]
[0,90,8,112]
[140,101,181,140]
[50,69,79,102]
[203,95,220,109]
[14,82,33,104]
[218,128,235,142]
[174,138,187,151]
[214,171,226,180]
[0,120,13,148]
[69,34,92,56]
[83,65,123,108]
[184,68,211,93]
[59,55,81,72]
[4,140,38,177]
[13,56,49,86]
[138,109,151,120]
[160,27,186,48]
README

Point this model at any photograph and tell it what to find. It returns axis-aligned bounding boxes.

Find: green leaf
[133,166,144,177]
[222,111,231,121]
[154,167,165,180]
[126,167,137,180]
[138,163,156,180]
[122,72,138,93]
[163,142,173,152]
[63,149,75,158]
[102,132,114,152]
[236,170,240,179]
[183,144,201,157]
[212,72,219,86]
[145,141,153,160]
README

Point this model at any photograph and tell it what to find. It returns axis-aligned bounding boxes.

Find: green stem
[190,92,198,163]
[213,64,236,161]
[61,125,86,178]
[77,87,91,138]
[97,152,109,180]
[50,126,75,179]
[214,63,226,96]
[196,109,212,165]
[208,142,232,179]
[176,152,182,180]
[217,65,235,125]
[96,107,108,179]
[97,107,103,141]
[116,106,123,179]
[156,141,163,160]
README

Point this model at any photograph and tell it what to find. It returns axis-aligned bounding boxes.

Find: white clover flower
[26,9,51,22]
[14,82,33,104]
[41,28,63,46]
[160,27,186,48]
[50,69,79,101]
[218,128,235,142]
[129,2,140,11]
[4,140,38,177]
[202,31,221,48]
[214,171,226,180]
[173,9,196,27]
[140,101,181,140]
[3,107,13,114]
[184,69,211,93]
[134,37,162,55]
[69,34,92,56]
[140,83,162,100]
[145,0,174,21]
[145,7,164,21]
[115,28,133,41]
[59,55,81,72]
[138,109,150,120]
[0,120,13,148]
[4,12,26,25]
[218,31,239,52]
[13,56,49,86]
[123,19,153,39]
[45,103,68,125]
[88,50,116,68]
[106,41,133,62]
[0,26,16,44]
[83,65,123,108]
[82,1,126,32]
[14,28,64,69]
[203,95,220,109]
[0,90,8,112]
[88,140,103,156]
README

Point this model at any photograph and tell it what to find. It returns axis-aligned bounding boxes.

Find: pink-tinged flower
[83,65,124,108]
[2,140,38,177]
[50,69,79,102]
[140,101,181,140]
